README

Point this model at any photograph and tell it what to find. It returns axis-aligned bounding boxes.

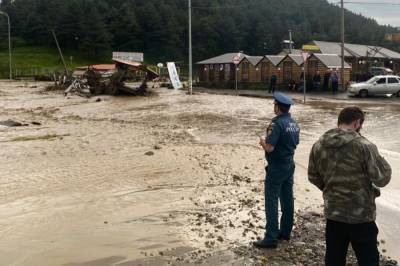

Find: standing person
[269,74,277,93]
[308,107,391,266]
[313,71,322,91]
[330,71,339,94]
[323,71,331,91]
[254,92,300,249]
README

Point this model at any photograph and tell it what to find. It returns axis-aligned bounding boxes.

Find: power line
[334,1,400,5]
[192,2,258,9]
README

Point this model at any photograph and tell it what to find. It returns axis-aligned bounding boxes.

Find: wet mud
[0,81,399,265]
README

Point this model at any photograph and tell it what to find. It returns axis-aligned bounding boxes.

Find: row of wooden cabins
[197,52,351,86]
[197,40,400,87]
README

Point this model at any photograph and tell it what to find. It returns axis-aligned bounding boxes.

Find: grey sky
[327,0,400,27]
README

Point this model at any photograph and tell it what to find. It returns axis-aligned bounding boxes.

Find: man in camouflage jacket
[308,107,391,266]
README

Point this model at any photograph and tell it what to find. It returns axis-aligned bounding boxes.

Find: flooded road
[0,81,399,265]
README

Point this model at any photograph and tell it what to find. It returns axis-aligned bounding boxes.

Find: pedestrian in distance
[308,106,391,266]
[269,74,277,93]
[313,71,322,91]
[330,70,339,94]
[323,70,331,91]
[254,92,300,249]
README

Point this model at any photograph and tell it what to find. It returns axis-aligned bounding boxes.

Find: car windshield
[366,77,379,84]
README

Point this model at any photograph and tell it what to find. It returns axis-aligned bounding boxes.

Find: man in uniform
[254,92,300,249]
[308,107,391,265]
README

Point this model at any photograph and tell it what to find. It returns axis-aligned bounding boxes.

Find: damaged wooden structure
[65,60,159,97]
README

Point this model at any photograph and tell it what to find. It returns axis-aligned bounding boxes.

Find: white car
[348,75,400,98]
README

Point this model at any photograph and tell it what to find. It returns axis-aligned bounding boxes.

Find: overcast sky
[327,0,400,27]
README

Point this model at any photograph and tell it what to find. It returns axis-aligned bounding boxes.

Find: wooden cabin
[307,53,351,85]
[237,56,263,82]
[278,54,304,84]
[256,55,285,84]
[197,53,247,82]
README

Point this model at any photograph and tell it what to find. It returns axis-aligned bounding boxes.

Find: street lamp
[0,10,12,81]
[340,0,345,90]
[188,0,193,95]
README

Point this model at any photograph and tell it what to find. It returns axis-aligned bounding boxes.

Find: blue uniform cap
[273,92,294,106]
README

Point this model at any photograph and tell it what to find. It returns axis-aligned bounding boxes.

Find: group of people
[255,92,392,266]
[284,70,340,94]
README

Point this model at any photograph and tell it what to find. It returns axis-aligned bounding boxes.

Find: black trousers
[325,219,379,266]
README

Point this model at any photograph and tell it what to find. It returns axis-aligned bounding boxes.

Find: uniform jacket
[308,128,391,224]
[266,113,300,165]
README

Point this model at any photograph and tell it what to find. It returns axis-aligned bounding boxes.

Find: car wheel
[359,89,368,98]
[397,91,400,97]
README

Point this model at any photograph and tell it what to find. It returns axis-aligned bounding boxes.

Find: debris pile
[46,68,153,98]
[64,79,91,98]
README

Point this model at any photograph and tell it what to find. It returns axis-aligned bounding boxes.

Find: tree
[79,5,111,58]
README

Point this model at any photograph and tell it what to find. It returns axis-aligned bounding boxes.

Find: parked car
[352,67,394,82]
[369,67,393,76]
[348,75,400,97]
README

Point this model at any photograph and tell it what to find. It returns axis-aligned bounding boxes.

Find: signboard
[302,44,320,52]
[167,62,183,89]
[301,52,309,62]
[112,52,144,62]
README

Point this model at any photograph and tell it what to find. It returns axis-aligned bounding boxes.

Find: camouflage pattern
[308,128,392,224]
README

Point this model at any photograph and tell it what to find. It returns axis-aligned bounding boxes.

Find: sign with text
[112,52,144,62]
[167,62,183,89]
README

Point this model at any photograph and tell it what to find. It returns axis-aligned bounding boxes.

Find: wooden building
[197,53,247,82]
[278,54,304,84]
[307,54,351,85]
[306,41,400,74]
[256,55,285,84]
[237,56,263,82]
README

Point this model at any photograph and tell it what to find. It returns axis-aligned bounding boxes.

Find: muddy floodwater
[0,81,399,265]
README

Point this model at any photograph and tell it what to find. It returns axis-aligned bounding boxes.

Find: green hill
[1,0,400,78]
[0,46,110,78]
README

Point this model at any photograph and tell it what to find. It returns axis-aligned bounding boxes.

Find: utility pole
[0,11,12,81]
[341,0,345,91]
[289,30,293,54]
[188,0,193,95]
[51,29,68,75]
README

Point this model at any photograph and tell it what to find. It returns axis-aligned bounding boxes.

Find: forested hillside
[0,0,399,64]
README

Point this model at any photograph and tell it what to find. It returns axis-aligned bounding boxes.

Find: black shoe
[253,239,278,249]
[277,234,290,241]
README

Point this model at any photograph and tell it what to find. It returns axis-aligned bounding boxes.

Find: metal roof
[377,47,400,60]
[113,59,142,67]
[264,55,285,66]
[196,53,248,64]
[287,54,304,66]
[278,49,302,55]
[242,56,263,66]
[312,54,351,69]
[313,40,400,59]
[313,41,352,57]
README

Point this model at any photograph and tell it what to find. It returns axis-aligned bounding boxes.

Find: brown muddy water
[0,81,399,265]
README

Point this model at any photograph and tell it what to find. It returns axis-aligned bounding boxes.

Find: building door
[219,64,225,81]
[308,60,318,76]
[209,65,214,81]
[242,62,249,81]
[261,62,269,82]
[224,64,231,81]
[283,61,293,82]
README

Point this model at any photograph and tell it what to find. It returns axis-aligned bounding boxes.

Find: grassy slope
[0,46,111,78]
